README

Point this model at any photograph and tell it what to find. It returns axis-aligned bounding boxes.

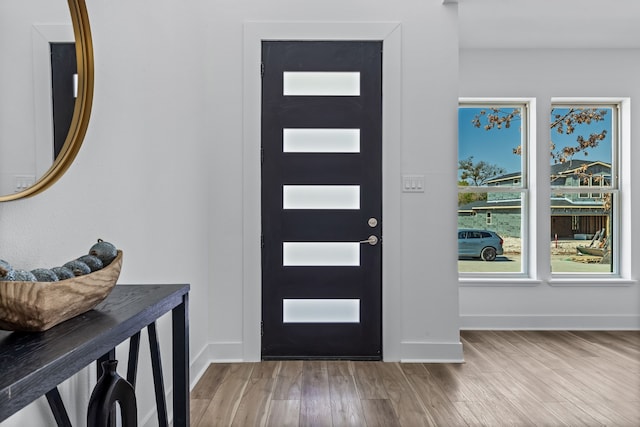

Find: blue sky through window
[458,107,522,178]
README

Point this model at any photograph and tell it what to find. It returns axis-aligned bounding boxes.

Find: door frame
[242,22,402,361]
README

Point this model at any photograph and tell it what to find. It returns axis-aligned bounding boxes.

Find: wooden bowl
[0,250,122,332]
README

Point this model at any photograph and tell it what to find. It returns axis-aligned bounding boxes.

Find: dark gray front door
[261,41,383,359]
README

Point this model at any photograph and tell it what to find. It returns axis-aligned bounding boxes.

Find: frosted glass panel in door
[283,242,360,266]
[283,299,360,323]
[283,129,360,153]
[283,185,360,210]
[283,72,360,96]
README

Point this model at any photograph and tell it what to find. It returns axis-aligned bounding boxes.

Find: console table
[0,284,190,426]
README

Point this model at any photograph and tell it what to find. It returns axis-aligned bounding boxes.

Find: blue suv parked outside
[458,229,504,261]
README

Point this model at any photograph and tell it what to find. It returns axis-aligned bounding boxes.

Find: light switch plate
[13,175,35,193]
[402,174,425,192]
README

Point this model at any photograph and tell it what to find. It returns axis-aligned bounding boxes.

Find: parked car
[458,229,504,261]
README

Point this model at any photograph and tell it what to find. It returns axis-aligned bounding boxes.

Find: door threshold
[262,355,382,361]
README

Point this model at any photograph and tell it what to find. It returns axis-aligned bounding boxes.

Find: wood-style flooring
[190,331,640,426]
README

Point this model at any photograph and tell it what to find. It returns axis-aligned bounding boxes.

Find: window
[458,101,529,274]
[550,103,618,275]
[460,98,631,283]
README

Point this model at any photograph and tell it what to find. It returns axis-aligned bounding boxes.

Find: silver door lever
[359,235,379,246]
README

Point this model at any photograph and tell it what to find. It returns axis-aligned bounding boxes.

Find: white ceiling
[458,0,640,49]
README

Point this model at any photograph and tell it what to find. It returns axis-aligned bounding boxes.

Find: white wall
[0,0,210,425]
[459,48,640,329]
[458,0,640,50]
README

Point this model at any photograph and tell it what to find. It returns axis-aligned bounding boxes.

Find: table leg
[172,293,190,427]
[127,331,141,387]
[148,322,168,427]
[45,387,72,427]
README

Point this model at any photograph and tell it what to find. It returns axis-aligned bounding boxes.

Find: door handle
[359,235,379,246]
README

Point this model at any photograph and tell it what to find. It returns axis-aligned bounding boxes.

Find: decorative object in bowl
[0,250,122,332]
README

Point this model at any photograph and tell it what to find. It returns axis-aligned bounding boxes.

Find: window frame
[458,99,534,281]
[549,100,621,278]
[459,97,634,287]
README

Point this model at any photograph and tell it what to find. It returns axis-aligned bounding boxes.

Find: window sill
[459,277,637,287]
[548,278,637,287]
[459,277,542,287]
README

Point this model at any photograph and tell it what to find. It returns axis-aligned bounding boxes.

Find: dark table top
[0,283,189,422]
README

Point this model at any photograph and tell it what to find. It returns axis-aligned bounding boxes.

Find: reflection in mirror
[51,43,78,162]
[33,25,75,189]
[0,0,93,201]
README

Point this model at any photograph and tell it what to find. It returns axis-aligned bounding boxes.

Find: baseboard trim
[207,341,244,362]
[460,315,640,330]
[400,341,464,363]
[190,344,212,388]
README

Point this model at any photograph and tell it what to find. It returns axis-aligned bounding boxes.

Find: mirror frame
[0,0,93,202]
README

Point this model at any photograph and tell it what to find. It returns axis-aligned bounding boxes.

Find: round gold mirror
[0,0,93,202]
